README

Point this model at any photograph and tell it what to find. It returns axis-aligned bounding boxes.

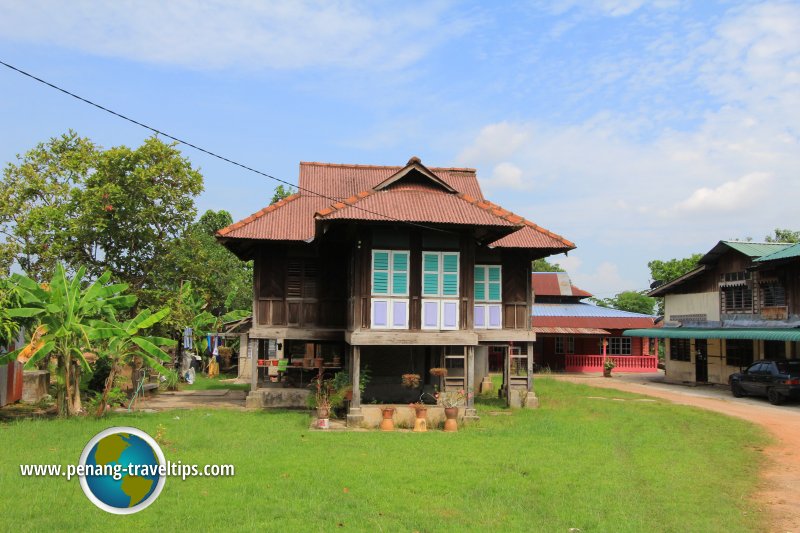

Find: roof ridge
[722,240,790,245]
[216,193,301,236]
[300,161,476,172]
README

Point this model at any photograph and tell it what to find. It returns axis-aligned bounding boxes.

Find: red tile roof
[532,273,592,297]
[217,158,575,252]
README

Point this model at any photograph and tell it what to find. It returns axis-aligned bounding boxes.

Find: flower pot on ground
[380,407,395,431]
[603,359,616,378]
[409,402,428,432]
[443,407,458,432]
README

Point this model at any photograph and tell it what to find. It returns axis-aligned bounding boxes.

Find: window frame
[607,337,631,355]
[474,264,502,303]
[371,249,409,297]
[422,251,460,298]
[669,338,691,361]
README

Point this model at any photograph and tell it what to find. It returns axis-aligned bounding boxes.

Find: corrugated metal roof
[754,242,800,262]
[532,273,592,298]
[624,327,800,341]
[532,303,656,330]
[218,158,575,252]
[700,240,792,264]
[316,188,516,226]
[532,326,610,335]
[299,161,485,200]
[532,303,655,318]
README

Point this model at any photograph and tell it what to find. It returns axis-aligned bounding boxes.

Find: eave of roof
[624,327,800,342]
[754,242,800,263]
[648,265,708,297]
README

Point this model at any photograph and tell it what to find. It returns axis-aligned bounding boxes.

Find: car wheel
[731,382,745,398]
[767,388,784,406]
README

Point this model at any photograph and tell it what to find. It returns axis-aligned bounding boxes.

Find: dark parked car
[729,359,800,405]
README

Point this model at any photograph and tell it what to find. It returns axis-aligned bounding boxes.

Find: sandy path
[548,375,800,533]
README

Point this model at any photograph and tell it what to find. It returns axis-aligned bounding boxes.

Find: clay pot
[314,357,324,368]
[380,407,395,431]
[413,407,428,433]
[443,407,458,432]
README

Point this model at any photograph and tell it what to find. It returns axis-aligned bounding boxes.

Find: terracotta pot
[314,357,324,368]
[443,407,458,432]
[317,406,330,419]
[344,390,353,401]
[380,407,395,431]
[603,369,612,378]
[413,407,428,432]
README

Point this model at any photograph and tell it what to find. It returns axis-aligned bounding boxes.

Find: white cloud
[480,162,530,191]
[456,2,800,294]
[556,255,639,296]
[674,172,771,213]
[0,1,467,71]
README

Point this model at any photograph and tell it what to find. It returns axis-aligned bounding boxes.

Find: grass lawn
[0,378,768,532]
[183,372,250,392]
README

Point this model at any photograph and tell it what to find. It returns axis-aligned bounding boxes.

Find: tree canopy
[590,290,656,315]
[532,258,565,272]
[648,254,703,285]
[765,228,800,243]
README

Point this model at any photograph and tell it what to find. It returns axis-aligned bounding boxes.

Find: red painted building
[530,273,658,373]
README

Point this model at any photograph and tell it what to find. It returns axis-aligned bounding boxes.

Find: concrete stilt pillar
[347,345,364,427]
[524,341,539,408]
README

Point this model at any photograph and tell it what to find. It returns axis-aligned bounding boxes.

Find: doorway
[695,339,708,382]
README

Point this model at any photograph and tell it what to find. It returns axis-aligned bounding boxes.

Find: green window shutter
[423,273,439,296]
[488,266,501,282]
[423,253,439,273]
[474,265,485,282]
[442,274,458,296]
[391,251,409,296]
[372,251,389,295]
[474,280,485,301]
[488,282,501,302]
[443,253,459,273]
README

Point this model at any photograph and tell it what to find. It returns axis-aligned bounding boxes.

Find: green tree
[765,228,800,243]
[532,258,565,272]
[0,131,204,301]
[591,291,656,315]
[0,278,21,347]
[0,132,95,280]
[92,307,175,416]
[158,209,252,316]
[2,264,138,416]
[271,184,296,204]
[648,254,703,285]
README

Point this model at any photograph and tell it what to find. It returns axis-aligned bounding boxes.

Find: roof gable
[373,156,456,193]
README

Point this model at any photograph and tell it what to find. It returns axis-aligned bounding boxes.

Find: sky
[0,0,798,298]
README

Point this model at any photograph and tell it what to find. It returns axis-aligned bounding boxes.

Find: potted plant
[437,389,473,432]
[408,400,428,432]
[603,358,616,378]
[218,346,232,369]
[401,373,421,389]
[380,406,395,431]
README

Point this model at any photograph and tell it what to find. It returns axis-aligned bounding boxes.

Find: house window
[474,265,502,329]
[371,250,409,329]
[422,252,459,297]
[608,337,631,355]
[421,300,459,330]
[555,336,575,355]
[669,339,691,361]
[726,339,754,367]
[722,285,752,312]
[371,250,409,296]
[761,283,786,307]
[287,259,318,298]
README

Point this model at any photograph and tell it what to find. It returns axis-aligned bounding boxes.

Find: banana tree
[1,264,134,416]
[91,307,175,415]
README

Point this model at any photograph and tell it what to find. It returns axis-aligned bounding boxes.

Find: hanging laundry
[183,327,193,350]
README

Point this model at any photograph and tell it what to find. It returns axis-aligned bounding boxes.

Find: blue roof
[532,303,656,318]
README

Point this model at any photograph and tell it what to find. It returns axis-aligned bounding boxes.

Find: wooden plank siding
[252,225,536,334]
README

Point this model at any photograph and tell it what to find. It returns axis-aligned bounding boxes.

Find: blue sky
[1,1,798,298]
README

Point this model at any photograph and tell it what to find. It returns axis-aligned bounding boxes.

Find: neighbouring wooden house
[625,241,800,384]
[216,157,574,425]
[529,272,658,373]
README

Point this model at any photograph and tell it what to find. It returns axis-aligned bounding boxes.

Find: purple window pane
[392,300,407,327]
[373,300,388,327]
[443,302,457,328]
[423,301,439,327]
[474,305,485,328]
[488,305,502,328]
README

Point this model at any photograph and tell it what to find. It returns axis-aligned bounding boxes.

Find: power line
[0,59,455,234]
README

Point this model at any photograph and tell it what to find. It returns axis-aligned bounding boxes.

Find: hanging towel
[183,327,193,350]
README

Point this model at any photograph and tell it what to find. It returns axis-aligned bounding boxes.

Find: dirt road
[549,374,800,533]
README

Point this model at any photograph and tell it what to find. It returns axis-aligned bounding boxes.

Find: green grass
[182,373,250,391]
[0,378,769,532]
